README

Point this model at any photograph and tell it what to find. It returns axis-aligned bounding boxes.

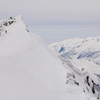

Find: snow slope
[71,59,100,83]
[0,16,97,100]
[0,16,67,100]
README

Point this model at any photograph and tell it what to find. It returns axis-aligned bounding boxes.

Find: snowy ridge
[49,37,100,65]
[60,56,100,99]
[0,16,98,100]
[49,37,100,99]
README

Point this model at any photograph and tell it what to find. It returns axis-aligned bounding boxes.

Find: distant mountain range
[49,37,100,65]
[49,37,100,92]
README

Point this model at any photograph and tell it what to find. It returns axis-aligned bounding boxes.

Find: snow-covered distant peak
[49,37,100,65]
[50,37,100,47]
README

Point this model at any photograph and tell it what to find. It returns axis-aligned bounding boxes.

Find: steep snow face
[49,37,100,65]
[0,16,67,100]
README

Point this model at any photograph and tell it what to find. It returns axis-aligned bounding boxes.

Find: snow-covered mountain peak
[0,15,28,34]
[49,37,100,65]
[0,16,30,56]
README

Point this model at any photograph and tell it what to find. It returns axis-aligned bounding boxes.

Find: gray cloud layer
[0,0,100,25]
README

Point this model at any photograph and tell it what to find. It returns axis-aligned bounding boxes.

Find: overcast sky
[0,0,100,44]
[0,0,100,25]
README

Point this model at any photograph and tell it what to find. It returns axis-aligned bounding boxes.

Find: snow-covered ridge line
[49,37,100,65]
[0,15,29,35]
[0,16,98,100]
[50,37,100,46]
[0,15,21,27]
[60,56,100,99]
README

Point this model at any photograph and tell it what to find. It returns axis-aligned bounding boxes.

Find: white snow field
[0,16,97,100]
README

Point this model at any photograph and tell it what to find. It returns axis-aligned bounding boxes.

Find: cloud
[0,0,100,25]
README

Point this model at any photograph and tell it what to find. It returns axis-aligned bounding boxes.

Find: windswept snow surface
[0,16,97,100]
